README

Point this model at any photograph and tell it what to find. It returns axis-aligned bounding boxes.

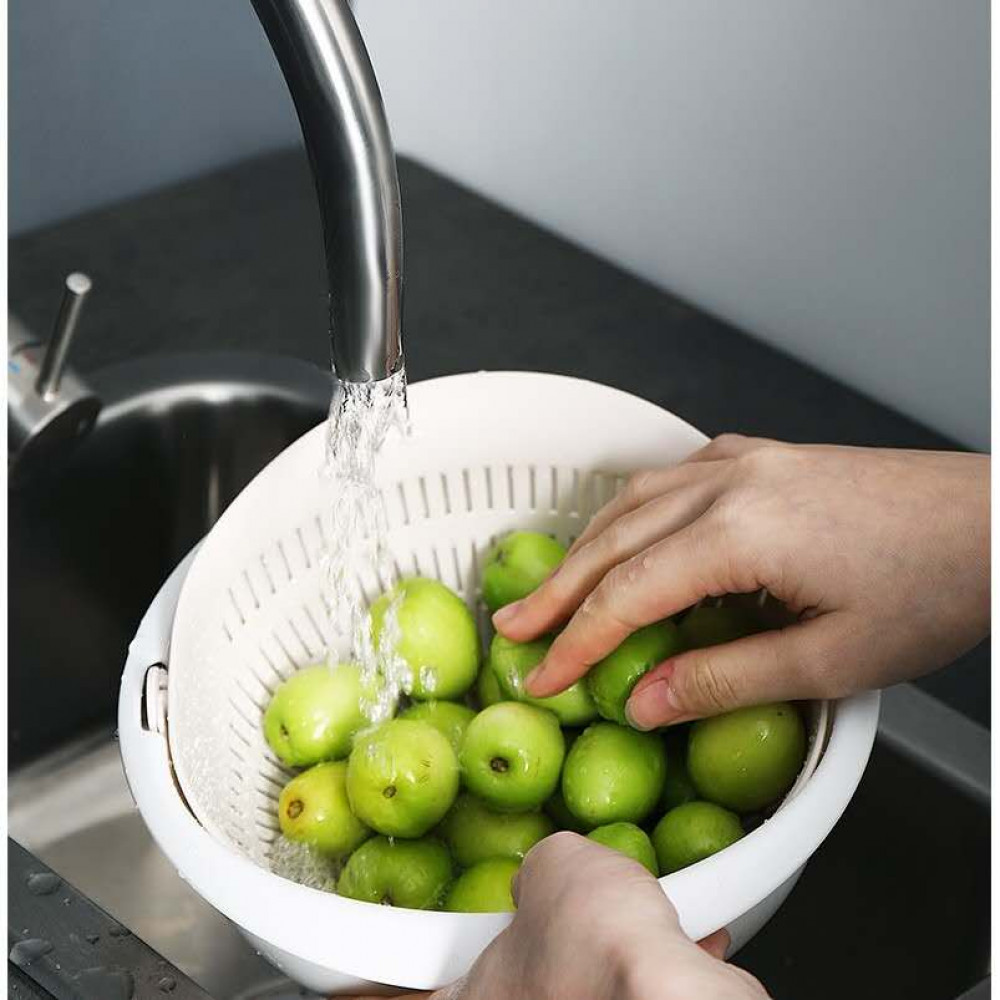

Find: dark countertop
[9,148,989,725]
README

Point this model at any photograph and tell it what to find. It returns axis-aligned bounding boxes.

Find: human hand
[493,436,989,729]
[346,831,768,1000]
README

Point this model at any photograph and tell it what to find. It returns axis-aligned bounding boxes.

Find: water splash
[9,939,52,966]
[322,370,410,722]
[268,836,341,892]
[26,872,61,896]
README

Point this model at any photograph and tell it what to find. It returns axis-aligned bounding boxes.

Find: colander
[119,371,880,994]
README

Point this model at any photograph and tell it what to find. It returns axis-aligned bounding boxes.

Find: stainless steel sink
[9,351,332,998]
[9,685,989,1000]
[8,352,990,1000]
[9,352,332,768]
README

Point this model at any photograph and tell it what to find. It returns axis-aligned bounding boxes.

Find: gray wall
[9,1,989,448]
[9,0,298,232]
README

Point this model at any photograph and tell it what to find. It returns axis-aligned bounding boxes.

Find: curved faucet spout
[251,0,403,383]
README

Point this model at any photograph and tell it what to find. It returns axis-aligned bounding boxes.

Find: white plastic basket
[119,371,879,994]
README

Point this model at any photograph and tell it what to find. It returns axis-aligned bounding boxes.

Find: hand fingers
[684,433,777,464]
[566,460,725,557]
[512,830,586,907]
[494,481,721,642]
[697,929,731,961]
[343,994,434,999]
[525,519,746,697]
[625,612,850,727]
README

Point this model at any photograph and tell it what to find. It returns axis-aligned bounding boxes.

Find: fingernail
[492,600,524,629]
[524,664,547,695]
[625,664,683,730]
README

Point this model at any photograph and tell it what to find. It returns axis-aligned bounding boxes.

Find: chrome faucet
[251,0,404,384]
[8,273,102,484]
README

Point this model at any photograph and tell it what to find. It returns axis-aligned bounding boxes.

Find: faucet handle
[36,272,93,398]
[8,272,102,484]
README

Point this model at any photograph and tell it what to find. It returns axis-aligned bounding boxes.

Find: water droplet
[157,976,177,993]
[85,933,100,945]
[26,872,61,895]
[108,923,131,938]
[10,939,53,966]
[73,968,134,1000]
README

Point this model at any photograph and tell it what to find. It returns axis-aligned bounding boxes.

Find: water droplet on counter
[73,968,134,1000]
[85,933,101,944]
[108,923,131,938]
[157,976,177,993]
[10,939,53,966]
[26,872,61,895]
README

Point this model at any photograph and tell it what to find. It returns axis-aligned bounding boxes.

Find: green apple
[459,702,564,812]
[562,722,666,827]
[688,702,806,812]
[544,787,590,833]
[441,793,554,867]
[661,764,697,813]
[587,623,682,726]
[652,801,743,874]
[679,605,760,650]
[660,726,697,813]
[476,663,505,709]
[277,761,371,858]
[489,633,597,726]
[444,858,520,913]
[587,822,659,876]
[346,719,459,837]
[264,663,368,767]
[337,836,453,909]
[400,700,476,753]
[481,531,566,612]
[370,577,480,701]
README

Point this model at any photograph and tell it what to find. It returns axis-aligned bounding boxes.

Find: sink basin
[9,684,988,999]
[8,351,990,999]
[9,352,332,768]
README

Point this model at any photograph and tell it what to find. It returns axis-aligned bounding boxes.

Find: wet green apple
[370,577,480,700]
[562,722,666,827]
[660,726,697,812]
[444,857,521,913]
[337,835,453,909]
[400,700,476,753]
[678,604,760,650]
[587,622,682,726]
[652,801,744,874]
[489,633,597,726]
[476,663,505,709]
[661,764,698,813]
[481,531,566,612]
[346,719,459,837]
[277,760,371,858]
[441,793,554,867]
[544,787,590,833]
[264,663,368,767]
[459,702,564,812]
[687,702,806,812]
[587,822,659,876]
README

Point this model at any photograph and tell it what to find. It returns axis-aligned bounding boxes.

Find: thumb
[625,613,847,728]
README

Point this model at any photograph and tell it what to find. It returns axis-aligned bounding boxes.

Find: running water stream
[322,369,411,722]
[271,369,410,886]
